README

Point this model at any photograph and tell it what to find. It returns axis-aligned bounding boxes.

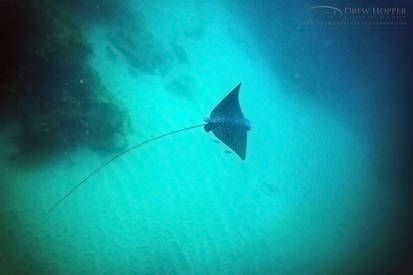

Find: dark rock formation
[165,74,196,99]
[0,0,128,164]
[107,26,170,76]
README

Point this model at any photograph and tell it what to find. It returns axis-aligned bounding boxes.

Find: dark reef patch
[107,24,171,76]
[60,0,131,24]
[165,74,196,99]
[0,0,128,164]
[169,40,189,64]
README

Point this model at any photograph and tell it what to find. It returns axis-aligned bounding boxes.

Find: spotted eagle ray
[48,83,250,213]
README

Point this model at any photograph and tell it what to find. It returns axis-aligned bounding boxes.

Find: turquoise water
[1,1,412,274]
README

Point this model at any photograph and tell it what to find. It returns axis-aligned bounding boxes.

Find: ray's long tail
[48,123,206,214]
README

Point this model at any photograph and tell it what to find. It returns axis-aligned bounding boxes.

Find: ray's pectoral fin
[205,83,250,160]
[213,124,247,159]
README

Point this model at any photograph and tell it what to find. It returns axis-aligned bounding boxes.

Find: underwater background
[0,0,412,274]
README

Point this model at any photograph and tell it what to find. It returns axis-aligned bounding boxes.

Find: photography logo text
[304,6,407,26]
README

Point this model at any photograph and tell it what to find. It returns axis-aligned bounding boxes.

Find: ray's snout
[245,119,251,131]
[204,117,213,132]
[204,121,213,132]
